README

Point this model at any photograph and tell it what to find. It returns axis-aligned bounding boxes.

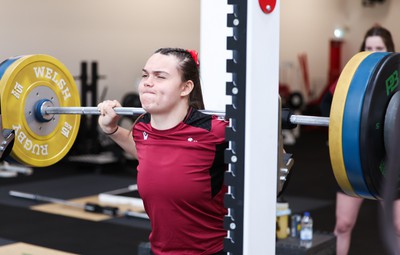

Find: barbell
[0,52,398,200]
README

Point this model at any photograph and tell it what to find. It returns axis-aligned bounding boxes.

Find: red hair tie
[187,49,200,67]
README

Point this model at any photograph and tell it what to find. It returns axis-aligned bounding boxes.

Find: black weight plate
[360,52,400,199]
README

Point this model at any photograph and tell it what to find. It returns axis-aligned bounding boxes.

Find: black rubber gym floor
[0,128,391,254]
[0,161,150,255]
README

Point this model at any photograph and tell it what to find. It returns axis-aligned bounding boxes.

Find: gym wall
[0,0,200,103]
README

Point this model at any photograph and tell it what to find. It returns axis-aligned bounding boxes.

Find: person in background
[320,25,395,118]
[321,25,400,255]
[98,48,228,255]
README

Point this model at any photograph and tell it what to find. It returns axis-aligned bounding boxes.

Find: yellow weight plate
[329,51,372,197]
[0,55,81,167]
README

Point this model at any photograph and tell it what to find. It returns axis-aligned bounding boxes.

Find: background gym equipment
[0,129,15,162]
[0,51,399,200]
[71,61,106,156]
[0,162,32,178]
[9,190,148,219]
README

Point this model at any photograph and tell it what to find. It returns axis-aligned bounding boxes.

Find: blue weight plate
[0,56,22,80]
[330,51,371,197]
[342,52,389,199]
[360,52,400,199]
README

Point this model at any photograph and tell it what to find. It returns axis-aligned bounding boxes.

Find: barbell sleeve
[281,107,329,128]
[289,115,329,127]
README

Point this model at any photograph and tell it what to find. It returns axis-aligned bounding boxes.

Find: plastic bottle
[299,211,313,248]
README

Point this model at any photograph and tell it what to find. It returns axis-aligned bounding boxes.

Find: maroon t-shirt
[133,108,228,255]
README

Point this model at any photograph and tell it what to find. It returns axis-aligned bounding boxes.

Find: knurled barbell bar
[38,103,330,126]
[0,52,399,200]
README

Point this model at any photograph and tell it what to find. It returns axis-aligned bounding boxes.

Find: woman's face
[365,35,388,52]
[139,53,189,114]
